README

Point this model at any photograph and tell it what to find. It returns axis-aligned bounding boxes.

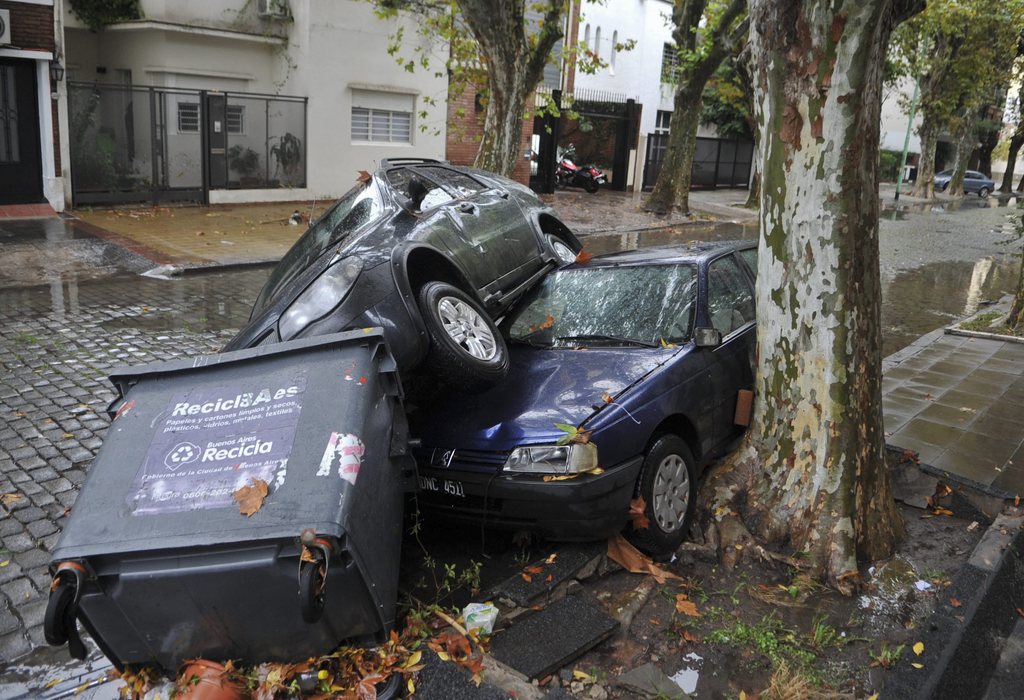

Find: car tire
[546,234,580,265]
[938,183,948,193]
[626,434,697,557]
[978,186,990,198]
[417,281,509,393]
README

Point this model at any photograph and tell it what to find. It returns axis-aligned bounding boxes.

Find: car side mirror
[694,327,722,348]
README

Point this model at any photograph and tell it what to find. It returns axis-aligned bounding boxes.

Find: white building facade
[62,0,447,206]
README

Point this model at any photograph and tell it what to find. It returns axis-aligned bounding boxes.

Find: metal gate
[643,134,753,191]
[531,88,641,194]
[68,82,307,206]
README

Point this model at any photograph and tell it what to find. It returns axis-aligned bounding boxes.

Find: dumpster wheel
[44,563,88,659]
[299,561,327,623]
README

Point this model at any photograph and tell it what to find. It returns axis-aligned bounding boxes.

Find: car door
[703,253,757,445]
[420,166,542,297]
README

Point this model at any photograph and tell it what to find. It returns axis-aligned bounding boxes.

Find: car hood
[410,345,679,452]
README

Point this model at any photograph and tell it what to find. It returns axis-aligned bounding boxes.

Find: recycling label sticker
[127,375,306,515]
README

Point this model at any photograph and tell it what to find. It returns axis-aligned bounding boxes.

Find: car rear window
[507,264,698,346]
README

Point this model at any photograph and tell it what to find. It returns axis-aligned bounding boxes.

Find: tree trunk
[912,116,938,198]
[645,89,703,215]
[947,110,977,197]
[474,62,533,175]
[734,0,913,593]
[745,164,760,209]
[1010,243,1024,331]
[457,0,565,177]
[1000,132,1023,192]
[977,126,998,178]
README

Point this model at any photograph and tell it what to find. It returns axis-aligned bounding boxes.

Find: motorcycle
[556,145,606,194]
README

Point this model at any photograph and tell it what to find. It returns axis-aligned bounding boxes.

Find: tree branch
[525,0,567,87]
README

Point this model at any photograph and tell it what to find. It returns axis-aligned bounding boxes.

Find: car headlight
[279,256,363,340]
[503,443,599,474]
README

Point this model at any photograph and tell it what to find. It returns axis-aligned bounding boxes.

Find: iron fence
[68,82,307,206]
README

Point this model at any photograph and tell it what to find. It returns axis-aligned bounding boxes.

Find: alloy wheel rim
[437,296,497,361]
[552,239,577,264]
[651,454,690,533]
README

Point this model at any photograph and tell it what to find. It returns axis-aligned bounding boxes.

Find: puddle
[881,257,1019,356]
[882,195,1020,221]
[669,652,703,694]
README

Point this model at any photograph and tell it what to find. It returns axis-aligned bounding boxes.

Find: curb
[883,511,1024,699]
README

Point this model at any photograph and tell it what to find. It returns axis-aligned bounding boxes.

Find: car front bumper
[415,455,644,541]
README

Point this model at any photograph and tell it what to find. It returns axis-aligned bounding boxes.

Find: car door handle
[458,202,478,215]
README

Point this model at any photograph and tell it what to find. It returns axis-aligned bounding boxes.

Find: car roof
[583,240,756,268]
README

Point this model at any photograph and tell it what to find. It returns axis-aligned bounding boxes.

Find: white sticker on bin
[317,433,365,485]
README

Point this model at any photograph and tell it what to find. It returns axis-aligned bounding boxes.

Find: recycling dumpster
[44,329,411,673]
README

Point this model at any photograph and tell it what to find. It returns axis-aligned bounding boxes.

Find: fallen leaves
[628,497,650,531]
[232,479,269,517]
[913,641,924,655]
[606,534,682,584]
[1,493,23,506]
[949,597,962,608]
[554,422,592,446]
[575,249,594,265]
[356,170,372,184]
[529,315,556,333]
[674,593,700,617]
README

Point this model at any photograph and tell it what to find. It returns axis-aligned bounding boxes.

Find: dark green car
[224,159,581,391]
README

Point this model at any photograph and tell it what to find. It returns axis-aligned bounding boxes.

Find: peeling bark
[717,0,917,593]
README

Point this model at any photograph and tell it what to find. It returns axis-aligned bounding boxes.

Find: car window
[967,171,984,180]
[418,166,487,198]
[386,167,453,211]
[252,182,382,314]
[507,264,697,346]
[736,247,757,280]
[707,255,755,336]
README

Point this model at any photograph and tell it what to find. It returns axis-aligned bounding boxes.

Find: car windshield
[507,264,698,347]
[252,181,383,314]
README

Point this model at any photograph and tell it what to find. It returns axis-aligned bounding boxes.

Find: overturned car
[411,241,758,555]
[225,159,581,391]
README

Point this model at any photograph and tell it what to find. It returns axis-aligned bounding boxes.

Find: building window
[662,43,680,83]
[611,30,618,73]
[583,23,590,48]
[351,89,414,144]
[594,27,602,60]
[655,110,672,133]
[226,104,244,134]
[178,102,200,133]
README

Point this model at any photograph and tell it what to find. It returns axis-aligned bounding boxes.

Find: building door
[206,93,227,189]
[0,59,43,204]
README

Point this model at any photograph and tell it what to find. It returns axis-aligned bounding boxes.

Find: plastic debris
[463,602,499,635]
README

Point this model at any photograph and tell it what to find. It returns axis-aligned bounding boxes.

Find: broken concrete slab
[495,543,606,607]
[616,662,687,698]
[490,594,619,680]
[414,650,513,700]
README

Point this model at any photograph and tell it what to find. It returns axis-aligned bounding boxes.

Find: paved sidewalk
[883,330,1024,497]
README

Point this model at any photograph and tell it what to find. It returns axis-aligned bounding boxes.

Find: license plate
[418,475,465,498]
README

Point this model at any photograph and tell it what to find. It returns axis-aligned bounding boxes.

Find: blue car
[933,169,995,197]
[410,240,758,555]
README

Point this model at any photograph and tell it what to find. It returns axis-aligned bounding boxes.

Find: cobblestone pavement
[0,269,270,662]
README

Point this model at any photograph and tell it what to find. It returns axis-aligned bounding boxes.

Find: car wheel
[417,281,509,392]
[938,182,948,193]
[547,234,579,265]
[978,186,990,198]
[626,434,697,557]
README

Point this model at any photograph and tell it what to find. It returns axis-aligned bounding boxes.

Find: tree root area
[570,498,982,698]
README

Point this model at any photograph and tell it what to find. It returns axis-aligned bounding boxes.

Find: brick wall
[446,84,533,186]
[1,1,56,53]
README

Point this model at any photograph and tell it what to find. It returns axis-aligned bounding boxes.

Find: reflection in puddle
[669,652,703,694]
[882,257,1018,355]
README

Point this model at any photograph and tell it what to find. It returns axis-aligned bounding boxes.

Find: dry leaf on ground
[606,534,682,584]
